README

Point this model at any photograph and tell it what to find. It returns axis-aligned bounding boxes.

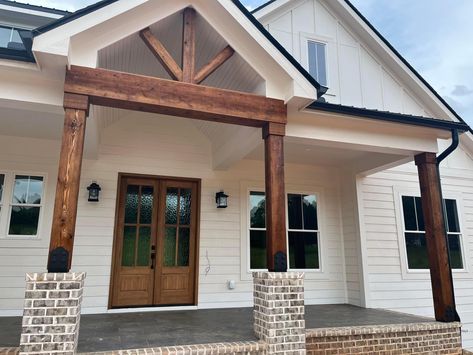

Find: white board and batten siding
[0,112,348,315]
[261,0,432,117]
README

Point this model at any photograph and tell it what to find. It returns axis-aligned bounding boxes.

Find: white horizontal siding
[359,145,473,350]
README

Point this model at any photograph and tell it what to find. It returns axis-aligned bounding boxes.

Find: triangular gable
[31,0,325,106]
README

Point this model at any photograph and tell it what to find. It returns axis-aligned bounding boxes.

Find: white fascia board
[0,4,63,19]
[252,0,292,20]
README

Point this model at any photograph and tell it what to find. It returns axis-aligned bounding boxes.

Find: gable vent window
[308,40,327,87]
[401,195,464,270]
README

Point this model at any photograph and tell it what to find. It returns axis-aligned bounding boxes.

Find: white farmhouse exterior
[0,0,472,353]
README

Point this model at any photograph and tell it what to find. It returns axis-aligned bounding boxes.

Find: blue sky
[17,0,473,125]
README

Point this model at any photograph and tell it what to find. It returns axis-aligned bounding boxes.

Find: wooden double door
[111,175,199,308]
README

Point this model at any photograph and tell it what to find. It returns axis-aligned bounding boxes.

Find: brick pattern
[0,348,20,355]
[253,272,305,354]
[19,273,86,355]
[306,322,462,354]
[79,341,267,355]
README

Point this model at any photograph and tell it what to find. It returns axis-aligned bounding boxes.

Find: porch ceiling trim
[64,65,287,127]
[308,102,470,133]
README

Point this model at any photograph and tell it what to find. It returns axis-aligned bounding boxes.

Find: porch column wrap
[263,122,287,272]
[19,272,86,355]
[253,271,306,354]
[415,152,459,322]
[48,94,89,272]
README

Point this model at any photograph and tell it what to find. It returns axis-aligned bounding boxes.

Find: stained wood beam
[415,152,460,322]
[139,27,183,81]
[64,66,287,127]
[182,8,196,83]
[194,45,235,84]
[264,122,287,272]
[48,93,89,272]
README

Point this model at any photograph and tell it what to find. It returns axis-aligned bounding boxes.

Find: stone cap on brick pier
[26,273,86,282]
[252,271,304,279]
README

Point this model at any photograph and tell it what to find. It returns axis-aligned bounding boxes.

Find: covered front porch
[0,304,438,353]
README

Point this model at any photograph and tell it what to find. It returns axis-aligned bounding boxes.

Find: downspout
[435,128,461,322]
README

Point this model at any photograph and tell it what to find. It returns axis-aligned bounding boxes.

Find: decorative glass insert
[287,194,319,270]
[163,187,193,267]
[8,176,43,236]
[248,191,320,270]
[401,196,463,270]
[308,41,327,86]
[121,184,154,267]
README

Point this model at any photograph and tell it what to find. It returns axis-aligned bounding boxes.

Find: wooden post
[263,123,287,272]
[48,93,89,272]
[182,8,196,83]
[415,152,459,322]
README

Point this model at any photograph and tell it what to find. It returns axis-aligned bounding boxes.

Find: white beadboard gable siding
[262,0,432,117]
[358,145,473,349]
[0,112,347,315]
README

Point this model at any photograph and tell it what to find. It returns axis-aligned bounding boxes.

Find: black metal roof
[0,0,70,16]
[309,101,470,133]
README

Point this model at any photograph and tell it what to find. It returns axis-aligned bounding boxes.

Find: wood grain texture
[264,125,287,272]
[415,152,459,322]
[139,28,183,81]
[182,8,196,83]
[64,66,287,127]
[48,106,88,271]
[194,45,235,84]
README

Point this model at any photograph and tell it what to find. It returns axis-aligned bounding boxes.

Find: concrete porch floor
[0,304,433,353]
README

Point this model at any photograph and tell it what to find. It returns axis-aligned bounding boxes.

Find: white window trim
[300,32,335,95]
[0,171,47,240]
[393,186,470,280]
[240,181,329,281]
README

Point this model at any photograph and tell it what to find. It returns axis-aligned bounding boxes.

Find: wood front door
[111,175,199,308]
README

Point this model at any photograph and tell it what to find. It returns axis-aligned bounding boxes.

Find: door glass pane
[250,230,266,269]
[250,192,265,228]
[303,194,317,230]
[125,185,139,224]
[122,226,136,267]
[165,188,179,225]
[402,196,417,231]
[179,189,192,225]
[164,227,177,266]
[288,231,319,269]
[448,234,463,269]
[9,206,40,235]
[137,227,151,267]
[140,186,154,224]
[445,199,460,233]
[178,228,190,266]
[405,232,429,269]
[287,194,303,229]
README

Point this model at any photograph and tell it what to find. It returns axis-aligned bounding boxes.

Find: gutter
[435,128,461,322]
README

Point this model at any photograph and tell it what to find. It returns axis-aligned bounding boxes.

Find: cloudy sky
[17,0,473,125]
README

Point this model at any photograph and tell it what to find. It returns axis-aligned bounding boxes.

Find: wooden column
[48,93,89,272]
[415,152,459,322]
[182,8,196,83]
[263,123,287,272]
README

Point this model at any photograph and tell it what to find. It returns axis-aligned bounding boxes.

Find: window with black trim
[248,191,320,270]
[401,195,463,270]
[8,175,44,236]
[308,40,327,87]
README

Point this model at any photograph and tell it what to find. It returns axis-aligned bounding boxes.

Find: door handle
[150,246,156,269]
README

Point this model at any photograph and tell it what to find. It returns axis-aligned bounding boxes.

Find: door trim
[108,172,201,309]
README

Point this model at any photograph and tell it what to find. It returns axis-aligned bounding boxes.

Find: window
[248,191,320,270]
[401,195,463,270]
[8,175,44,236]
[308,40,327,87]
[0,174,4,215]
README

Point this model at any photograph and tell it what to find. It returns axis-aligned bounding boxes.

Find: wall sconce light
[215,191,228,209]
[87,181,101,202]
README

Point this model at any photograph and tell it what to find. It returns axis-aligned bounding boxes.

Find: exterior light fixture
[87,182,101,202]
[215,191,228,208]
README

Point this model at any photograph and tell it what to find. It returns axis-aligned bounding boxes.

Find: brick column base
[253,272,305,354]
[19,272,86,355]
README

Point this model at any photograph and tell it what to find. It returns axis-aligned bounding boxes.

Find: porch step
[78,341,266,355]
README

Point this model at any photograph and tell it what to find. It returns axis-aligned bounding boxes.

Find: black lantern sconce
[87,182,102,202]
[215,191,228,209]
